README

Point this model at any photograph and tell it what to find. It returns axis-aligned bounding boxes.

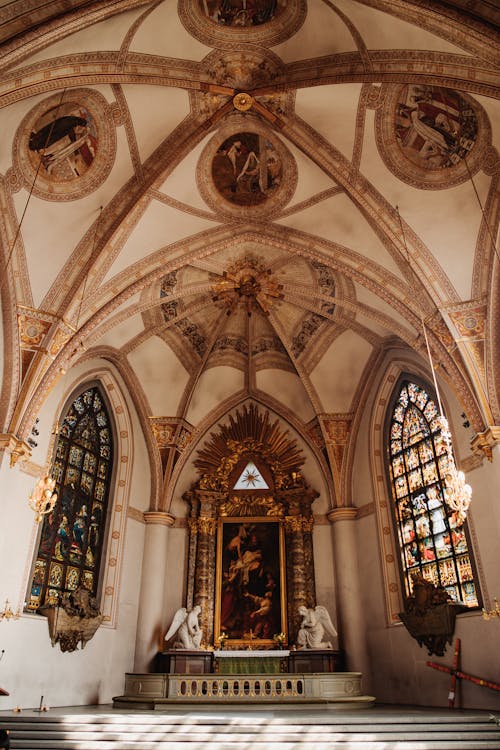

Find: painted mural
[394,85,478,171]
[201,0,285,26]
[212,132,282,206]
[28,101,98,182]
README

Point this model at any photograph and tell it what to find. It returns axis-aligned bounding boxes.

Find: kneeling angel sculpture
[165,604,203,650]
[296,605,337,649]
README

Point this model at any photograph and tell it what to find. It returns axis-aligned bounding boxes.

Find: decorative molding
[127,506,146,524]
[144,511,175,527]
[0,433,31,467]
[327,507,358,523]
[471,426,500,462]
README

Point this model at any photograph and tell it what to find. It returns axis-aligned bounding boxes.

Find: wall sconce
[482,597,500,621]
[0,599,21,622]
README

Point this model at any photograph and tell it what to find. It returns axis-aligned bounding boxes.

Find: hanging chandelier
[28,475,58,523]
[436,415,472,525]
[397,206,472,524]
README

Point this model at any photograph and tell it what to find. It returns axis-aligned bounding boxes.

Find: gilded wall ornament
[195,405,304,492]
[14,89,116,201]
[375,84,490,190]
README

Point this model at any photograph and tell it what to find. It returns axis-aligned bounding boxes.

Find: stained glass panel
[26,385,113,611]
[387,379,479,608]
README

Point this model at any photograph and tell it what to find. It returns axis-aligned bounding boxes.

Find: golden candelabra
[28,475,58,522]
[0,599,21,622]
[437,415,472,525]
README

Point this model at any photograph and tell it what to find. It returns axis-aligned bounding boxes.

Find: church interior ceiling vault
[0,0,499,512]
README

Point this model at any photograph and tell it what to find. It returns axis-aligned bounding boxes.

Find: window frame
[383,374,482,610]
[26,381,117,613]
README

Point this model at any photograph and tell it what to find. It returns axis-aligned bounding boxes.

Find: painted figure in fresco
[394,85,477,170]
[29,108,97,179]
[165,605,203,650]
[213,133,282,206]
[296,605,337,650]
[203,0,280,27]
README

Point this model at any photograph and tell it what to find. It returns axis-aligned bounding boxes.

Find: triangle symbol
[233,461,269,490]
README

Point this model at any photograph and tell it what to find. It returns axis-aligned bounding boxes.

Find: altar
[213,649,289,674]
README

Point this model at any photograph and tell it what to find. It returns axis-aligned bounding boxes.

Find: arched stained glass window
[27,386,113,610]
[387,380,479,608]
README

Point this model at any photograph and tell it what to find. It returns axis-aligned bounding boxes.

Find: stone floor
[0,703,499,749]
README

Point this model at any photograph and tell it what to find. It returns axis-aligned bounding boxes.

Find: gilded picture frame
[215,517,287,648]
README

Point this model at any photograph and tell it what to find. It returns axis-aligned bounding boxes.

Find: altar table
[214,649,290,674]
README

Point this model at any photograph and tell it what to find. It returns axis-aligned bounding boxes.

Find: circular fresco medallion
[179,0,306,48]
[198,118,297,219]
[375,84,490,189]
[14,89,116,201]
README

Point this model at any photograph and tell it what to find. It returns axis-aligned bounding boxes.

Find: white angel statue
[296,605,337,650]
[164,604,203,650]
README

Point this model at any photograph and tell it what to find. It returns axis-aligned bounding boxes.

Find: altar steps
[2,708,500,750]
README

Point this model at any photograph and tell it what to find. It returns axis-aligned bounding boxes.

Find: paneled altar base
[113,672,374,709]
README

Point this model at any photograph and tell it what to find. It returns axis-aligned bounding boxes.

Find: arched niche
[183,404,319,648]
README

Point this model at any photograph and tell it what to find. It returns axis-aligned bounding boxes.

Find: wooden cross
[427,638,500,707]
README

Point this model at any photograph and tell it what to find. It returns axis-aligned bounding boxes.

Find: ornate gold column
[193,514,217,645]
[284,515,308,642]
[301,515,316,608]
[134,511,175,672]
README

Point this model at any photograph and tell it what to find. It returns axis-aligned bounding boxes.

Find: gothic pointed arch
[27,383,115,612]
[384,375,481,609]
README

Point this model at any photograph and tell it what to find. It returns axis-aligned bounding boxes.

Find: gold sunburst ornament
[233,92,254,112]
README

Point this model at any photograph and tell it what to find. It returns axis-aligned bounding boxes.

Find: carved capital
[0,434,32,467]
[284,515,304,533]
[144,511,175,527]
[327,507,358,524]
[471,426,500,462]
[198,517,217,536]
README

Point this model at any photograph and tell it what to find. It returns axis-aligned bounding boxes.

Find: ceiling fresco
[0,0,498,508]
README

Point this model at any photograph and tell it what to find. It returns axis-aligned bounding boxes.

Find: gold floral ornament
[217,632,228,648]
[211,256,284,317]
[28,475,58,523]
[273,632,286,645]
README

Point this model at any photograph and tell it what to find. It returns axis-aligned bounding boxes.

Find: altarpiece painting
[216,519,286,646]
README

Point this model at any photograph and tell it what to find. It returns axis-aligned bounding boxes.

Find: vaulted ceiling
[1,0,499,505]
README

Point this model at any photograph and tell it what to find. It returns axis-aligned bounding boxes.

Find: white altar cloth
[213,649,290,657]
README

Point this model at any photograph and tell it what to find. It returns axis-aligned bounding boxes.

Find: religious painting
[200,0,285,27]
[215,518,286,647]
[212,132,282,207]
[15,89,116,201]
[27,101,98,183]
[394,85,478,171]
